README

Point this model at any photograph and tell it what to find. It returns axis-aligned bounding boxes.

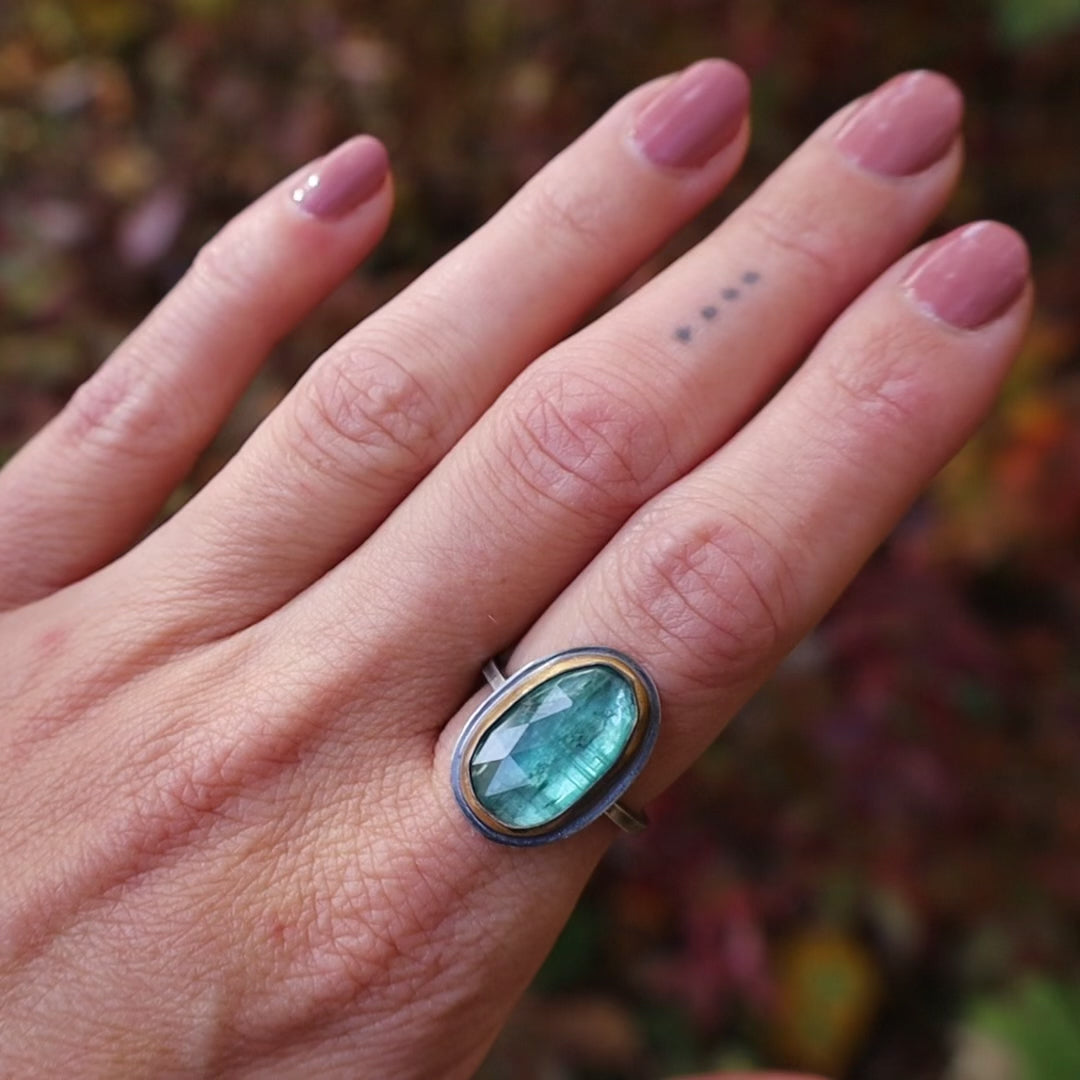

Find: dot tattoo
[670,271,762,345]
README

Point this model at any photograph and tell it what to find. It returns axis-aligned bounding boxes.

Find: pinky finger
[0,135,392,609]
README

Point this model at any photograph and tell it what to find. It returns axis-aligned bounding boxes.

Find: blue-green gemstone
[469,665,638,829]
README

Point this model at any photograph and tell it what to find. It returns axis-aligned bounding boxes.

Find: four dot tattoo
[674,270,761,344]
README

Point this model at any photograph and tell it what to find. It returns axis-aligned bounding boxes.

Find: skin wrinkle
[291,348,441,486]
[514,163,616,253]
[6,707,485,1073]
[609,516,788,697]
[2,565,240,719]
[249,601,468,742]
[60,352,202,461]
[178,792,516,1072]
[14,562,253,690]
[284,308,473,497]
[4,739,245,962]
[190,223,272,308]
[816,321,941,446]
[2,627,175,761]
[678,472,814,614]
[0,354,193,593]
[3,642,296,950]
[736,133,961,302]
[497,363,678,525]
[18,905,232,1074]
[768,300,963,505]
[741,194,847,291]
[507,380,654,505]
[7,617,416,902]
[121,510,360,650]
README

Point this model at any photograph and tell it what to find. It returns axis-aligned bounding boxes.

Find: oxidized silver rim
[450,647,661,847]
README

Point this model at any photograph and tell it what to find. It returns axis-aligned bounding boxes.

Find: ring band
[450,647,661,847]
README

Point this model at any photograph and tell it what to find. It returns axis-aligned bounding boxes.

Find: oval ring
[450,647,661,847]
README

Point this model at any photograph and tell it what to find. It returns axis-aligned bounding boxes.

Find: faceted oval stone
[469,664,638,830]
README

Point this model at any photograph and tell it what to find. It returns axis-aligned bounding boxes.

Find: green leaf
[970,977,1080,1080]
[532,903,601,992]
[992,0,1080,45]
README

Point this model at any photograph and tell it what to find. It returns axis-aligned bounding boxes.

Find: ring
[450,647,661,847]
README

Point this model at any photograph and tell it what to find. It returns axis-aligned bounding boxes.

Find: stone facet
[469,664,638,829]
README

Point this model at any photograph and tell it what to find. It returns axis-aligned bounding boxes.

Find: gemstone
[469,664,638,829]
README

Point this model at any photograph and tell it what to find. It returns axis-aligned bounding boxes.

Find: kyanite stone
[470,665,637,829]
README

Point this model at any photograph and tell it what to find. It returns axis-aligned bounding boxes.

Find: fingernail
[291,135,389,220]
[631,59,750,169]
[903,222,1029,329]
[836,70,963,176]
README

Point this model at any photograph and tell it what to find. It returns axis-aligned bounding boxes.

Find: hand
[0,61,1029,1077]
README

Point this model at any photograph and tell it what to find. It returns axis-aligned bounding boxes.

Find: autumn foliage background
[2,2,1079,1078]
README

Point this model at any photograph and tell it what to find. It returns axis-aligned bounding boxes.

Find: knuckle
[819,321,929,445]
[189,227,253,302]
[289,341,443,486]
[741,197,844,292]
[497,365,674,526]
[62,361,187,456]
[611,509,800,692]
[517,170,608,251]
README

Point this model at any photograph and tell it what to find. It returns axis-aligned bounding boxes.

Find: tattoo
[671,270,762,344]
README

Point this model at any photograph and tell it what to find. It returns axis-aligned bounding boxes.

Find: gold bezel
[456,650,653,839]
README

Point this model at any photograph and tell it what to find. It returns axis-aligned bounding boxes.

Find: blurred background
[1,1,1078,1077]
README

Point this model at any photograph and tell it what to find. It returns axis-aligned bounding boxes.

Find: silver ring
[450,647,660,847]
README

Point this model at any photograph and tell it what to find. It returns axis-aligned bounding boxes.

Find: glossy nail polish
[836,70,963,177]
[291,135,389,220]
[903,221,1029,329]
[631,59,751,169]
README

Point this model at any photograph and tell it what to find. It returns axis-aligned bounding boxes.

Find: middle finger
[271,71,965,730]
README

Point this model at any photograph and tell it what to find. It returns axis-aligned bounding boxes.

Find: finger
[111,60,753,635]
[278,71,966,732]
[459,221,1031,800]
[0,135,392,608]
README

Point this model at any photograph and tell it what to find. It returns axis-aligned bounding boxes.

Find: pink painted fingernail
[631,59,750,169]
[903,222,1029,329]
[836,71,963,176]
[291,135,389,220]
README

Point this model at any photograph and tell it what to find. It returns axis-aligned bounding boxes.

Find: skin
[0,60,1029,1078]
